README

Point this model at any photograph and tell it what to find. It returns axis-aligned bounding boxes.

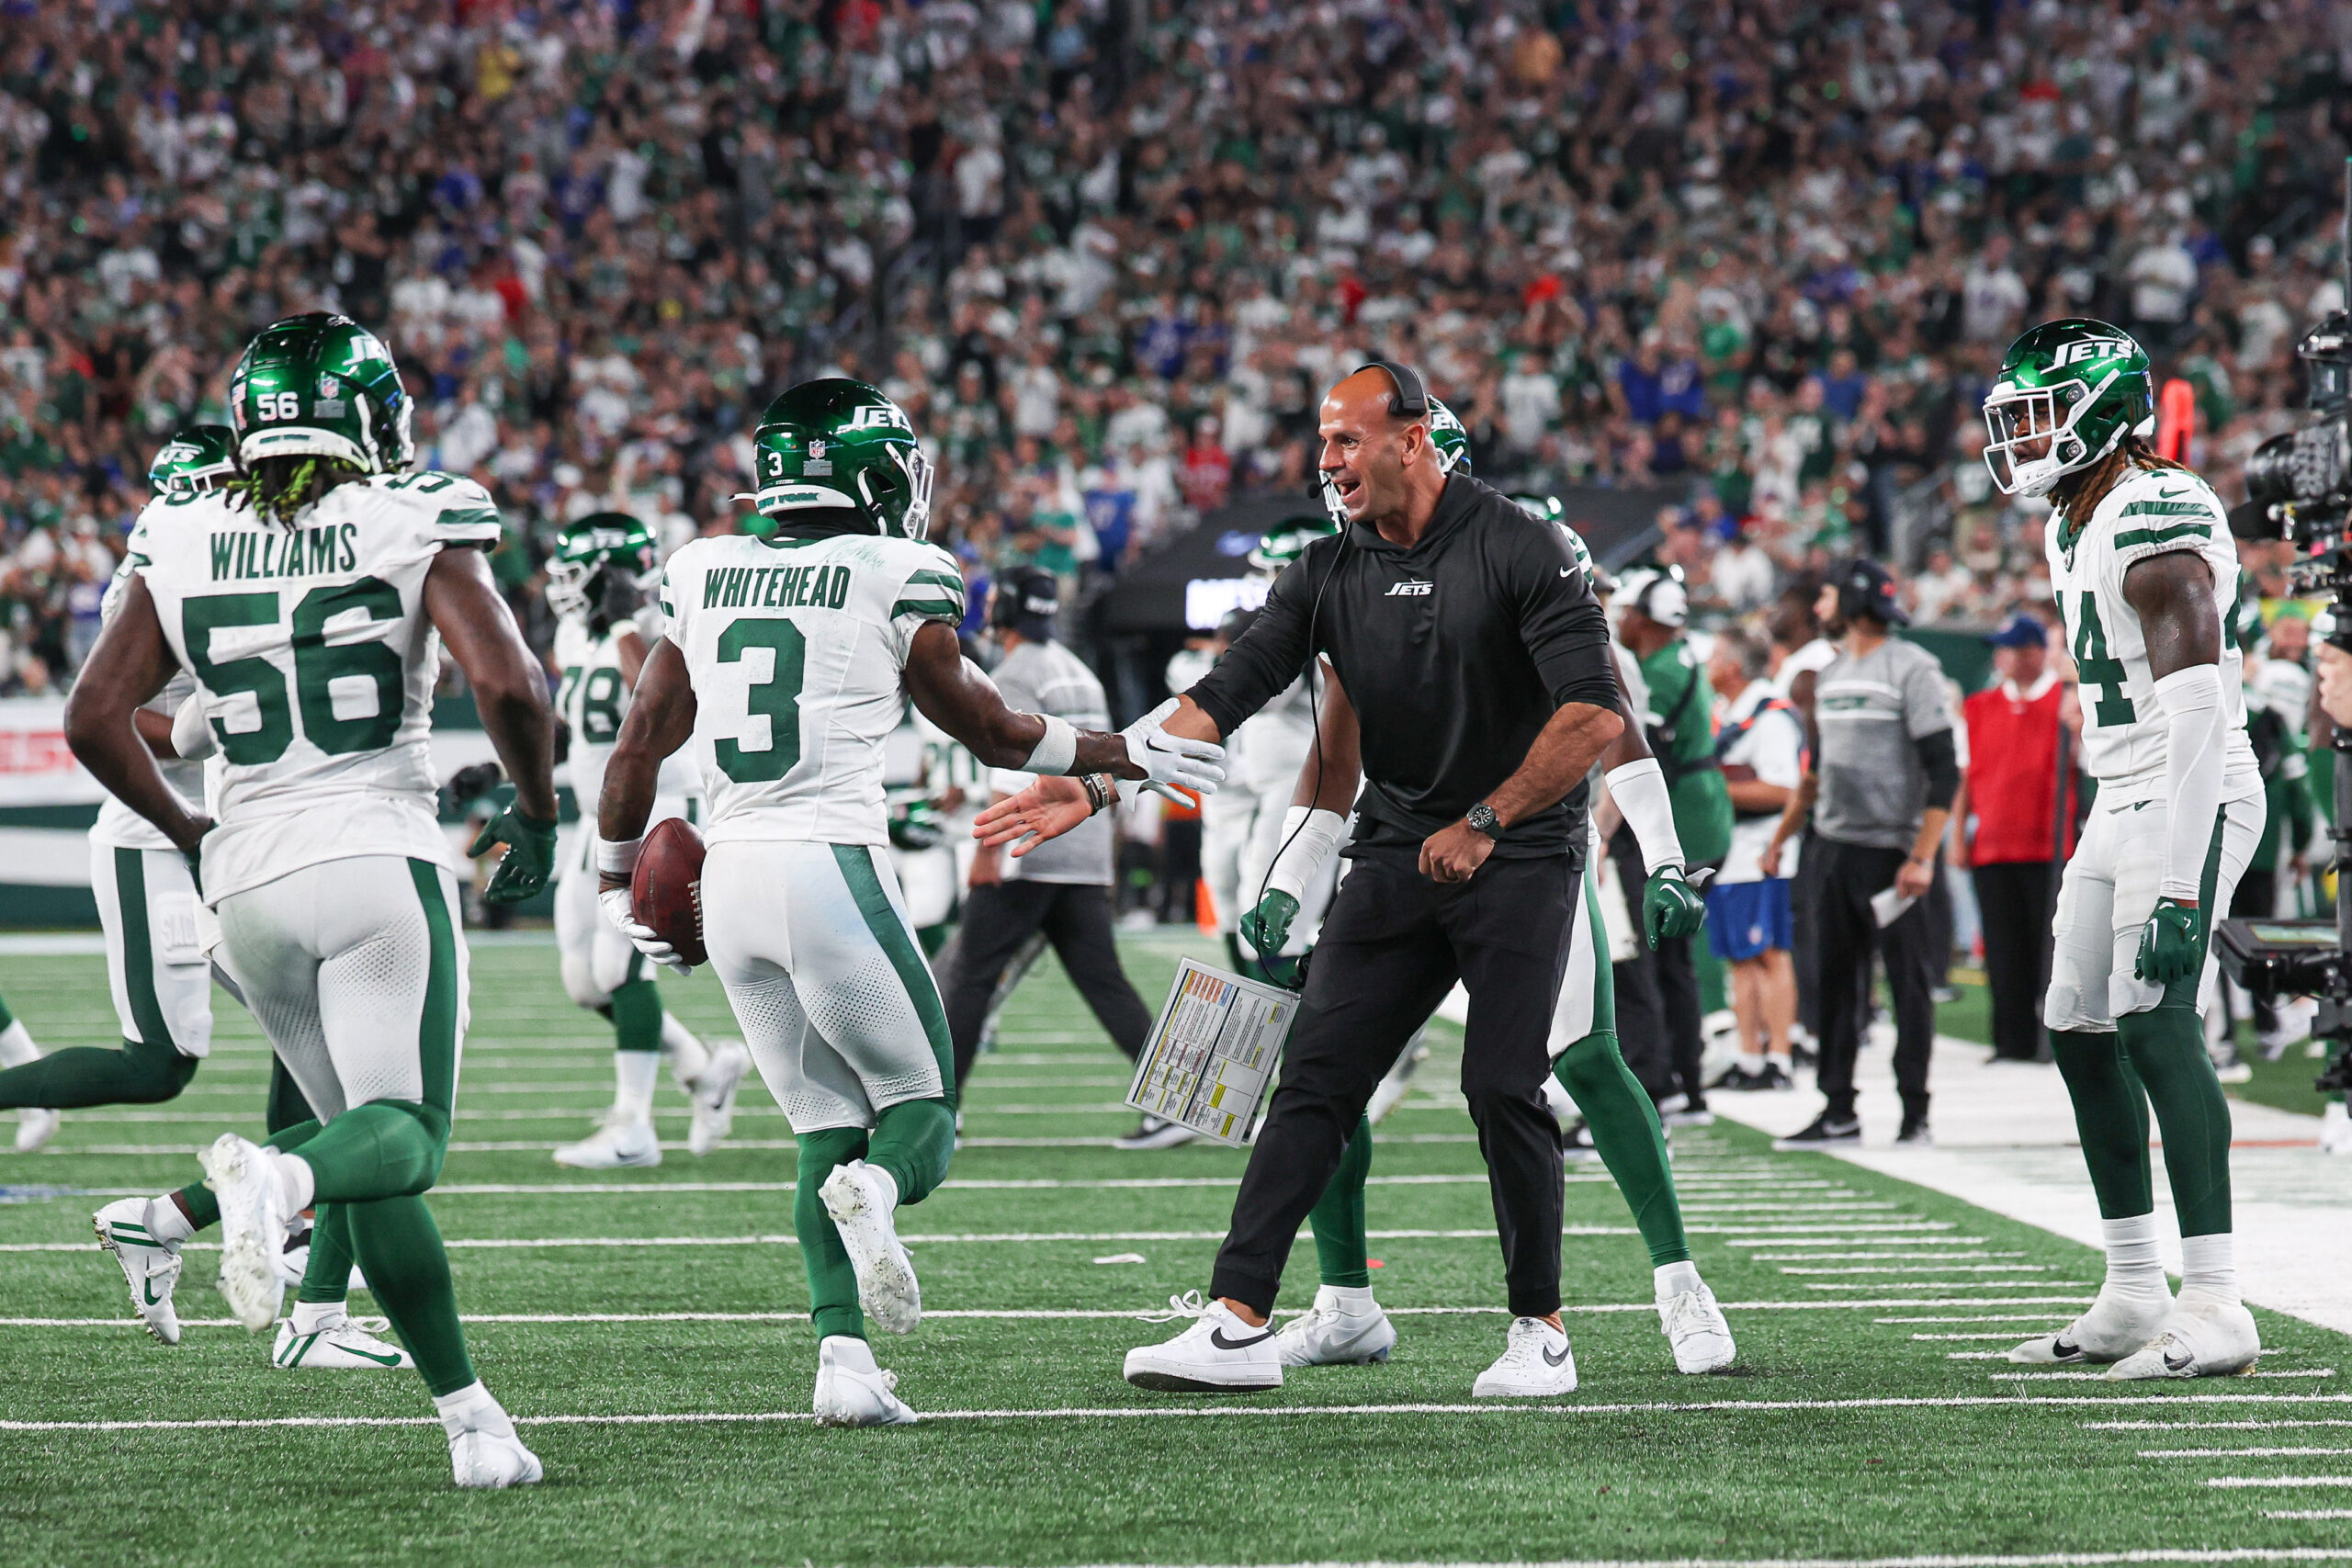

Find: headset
[989,566,1060,632]
[1355,360,1430,420]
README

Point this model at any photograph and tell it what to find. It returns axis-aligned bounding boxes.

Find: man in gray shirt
[940,568,1164,1145]
[1763,559,1958,1147]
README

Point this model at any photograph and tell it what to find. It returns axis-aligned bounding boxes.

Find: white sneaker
[203,1134,288,1333]
[2107,1298,2263,1381]
[1124,1292,1285,1392]
[1472,1315,1578,1397]
[552,1119,662,1169]
[1659,1284,1736,1373]
[449,1428,545,1489]
[93,1198,183,1345]
[2321,1101,2352,1156]
[16,1107,60,1153]
[820,1161,921,1335]
[272,1314,414,1370]
[686,1041,751,1156]
[2007,1286,2172,1365]
[1366,1036,1430,1125]
[1271,1286,1396,1368]
[812,1335,919,1426]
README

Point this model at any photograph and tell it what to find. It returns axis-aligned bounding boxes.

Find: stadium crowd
[4,0,2351,696]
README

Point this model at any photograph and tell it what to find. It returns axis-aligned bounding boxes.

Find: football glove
[1643,866,1708,947]
[1239,890,1309,987]
[597,884,691,975]
[469,807,559,904]
[1121,698,1227,802]
[2134,897,2202,986]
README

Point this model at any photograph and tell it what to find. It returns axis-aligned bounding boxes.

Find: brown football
[630,816,708,968]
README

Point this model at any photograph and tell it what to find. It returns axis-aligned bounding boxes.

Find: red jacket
[1962,673,2076,865]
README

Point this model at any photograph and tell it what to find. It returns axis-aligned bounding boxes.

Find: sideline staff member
[977,364,1631,1396]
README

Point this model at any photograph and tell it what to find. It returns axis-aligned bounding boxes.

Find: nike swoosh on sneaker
[340,1343,405,1366]
[2051,1337,2081,1360]
[2165,1347,2195,1373]
[1209,1326,1275,1351]
[1543,1344,1571,1367]
[143,1279,166,1305]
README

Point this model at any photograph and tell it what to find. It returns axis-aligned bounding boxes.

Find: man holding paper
[977,363,1671,1397]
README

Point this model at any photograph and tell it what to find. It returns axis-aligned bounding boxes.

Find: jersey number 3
[184,581,406,764]
[2071,592,2138,728]
[715,618,807,783]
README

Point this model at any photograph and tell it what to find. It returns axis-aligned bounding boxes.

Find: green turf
[2,933,2347,1567]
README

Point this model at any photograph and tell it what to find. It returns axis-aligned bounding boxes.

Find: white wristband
[1604,758,1687,875]
[595,837,643,877]
[1265,807,1348,902]
[1021,713,1079,775]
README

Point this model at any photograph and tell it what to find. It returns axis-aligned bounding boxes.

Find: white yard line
[1994,1371,2335,1382]
[1781,1265,2056,1275]
[2207,1477,2352,1488]
[2266,1511,2352,1519]
[2086,1421,2352,1431]
[2141,1449,2352,1458]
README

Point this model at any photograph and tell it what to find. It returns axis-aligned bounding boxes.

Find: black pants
[1811,838,1936,1122]
[1210,844,1577,1319]
[943,880,1150,1089]
[1973,861,2054,1061]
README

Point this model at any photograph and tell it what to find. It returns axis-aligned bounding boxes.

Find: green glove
[470,807,560,905]
[1643,865,1708,947]
[1239,890,1307,988]
[2134,897,2203,985]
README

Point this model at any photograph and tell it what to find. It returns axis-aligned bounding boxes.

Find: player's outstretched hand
[974,776,1094,854]
[1643,866,1708,947]
[1122,699,1226,802]
[469,806,560,904]
[596,885,692,975]
[2134,897,2202,985]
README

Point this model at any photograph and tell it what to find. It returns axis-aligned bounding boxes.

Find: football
[630,816,708,968]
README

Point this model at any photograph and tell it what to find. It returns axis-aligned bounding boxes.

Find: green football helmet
[149,424,239,496]
[747,378,933,540]
[1427,393,1471,476]
[1983,318,2154,498]
[1248,512,1339,576]
[547,512,659,624]
[230,312,414,474]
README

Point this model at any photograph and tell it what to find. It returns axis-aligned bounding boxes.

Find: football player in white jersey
[594,378,1224,1426]
[65,313,561,1486]
[1984,320,2266,1379]
[543,512,747,1169]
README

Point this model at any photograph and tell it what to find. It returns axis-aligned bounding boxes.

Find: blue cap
[1986,614,2048,649]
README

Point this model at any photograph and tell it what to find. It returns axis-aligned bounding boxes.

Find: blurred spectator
[1704,629,1807,1092]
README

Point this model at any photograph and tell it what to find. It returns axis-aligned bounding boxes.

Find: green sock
[797,1127,869,1342]
[283,1100,448,1203]
[609,976,662,1054]
[0,989,15,1031]
[0,1033,194,1109]
[172,1116,325,1231]
[1306,1116,1374,1288]
[866,1097,956,1206]
[2050,1029,2154,1218]
[345,1196,475,1395]
[2117,1005,2233,1236]
[1554,1033,1690,1266]
[296,1204,355,1305]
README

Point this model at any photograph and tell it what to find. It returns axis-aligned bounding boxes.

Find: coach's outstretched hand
[2134,897,2202,986]
[1643,867,1708,947]
[471,806,560,903]
[1121,699,1227,803]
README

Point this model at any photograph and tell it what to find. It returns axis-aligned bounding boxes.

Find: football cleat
[1114,1114,1197,1151]
[1774,1112,1860,1149]
[272,1315,414,1370]
[1659,1284,1736,1373]
[812,1335,919,1426]
[93,1198,184,1345]
[449,1429,545,1489]
[16,1107,60,1153]
[2107,1299,2262,1381]
[278,1217,313,1290]
[553,1119,662,1169]
[686,1040,751,1156]
[1365,1036,1430,1124]
[1472,1316,1578,1397]
[1123,1292,1284,1392]
[2320,1100,2351,1156]
[203,1134,288,1333]
[2007,1288,2172,1365]
[1271,1287,1396,1368]
[820,1161,921,1335]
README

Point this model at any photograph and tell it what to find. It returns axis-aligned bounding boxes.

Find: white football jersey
[554,608,699,812]
[130,471,503,900]
[659,529,967,847]
[2046,463,2258,795]
[91,553,208,853]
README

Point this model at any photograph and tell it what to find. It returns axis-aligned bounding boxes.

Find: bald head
[1318,367,1447,541]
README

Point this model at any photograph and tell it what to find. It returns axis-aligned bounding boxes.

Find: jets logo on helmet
[1983,318,2154,499]
[149,424,239,496]
[230,312,414,476]
[546,511,659,624]
[1249,512,1339,576]
[746,378,933,541]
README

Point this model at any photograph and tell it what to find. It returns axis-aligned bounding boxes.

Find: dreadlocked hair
[237,455,363,526]
[2054,433,2186,522]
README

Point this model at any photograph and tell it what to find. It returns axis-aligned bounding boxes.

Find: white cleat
[2321,1100,2352,1156]
[1271,1286,1397,1368]
[1473,1315,1578,1397]
[17,1107,60,1153]
[202,1134,288,1333]
[1123,1292,1284,1392]
[2107,1299,2263,1381]
[449,1429,545,1489]
[553,1119,662,1169]
[687,1040,751,1156]
[272,1314,414,1370]
[2006,1288,2172,1365]
[1366,1036,1431,1125]
[812,1335,920,1426]
[820,1161,920,1335]
[93,1198,183,1345]
[1659,1284,1736,1373]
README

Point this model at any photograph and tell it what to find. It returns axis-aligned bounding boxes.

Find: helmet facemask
[1983,367,2122,498]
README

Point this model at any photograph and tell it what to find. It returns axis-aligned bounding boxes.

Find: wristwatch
[1465,802,1502,839]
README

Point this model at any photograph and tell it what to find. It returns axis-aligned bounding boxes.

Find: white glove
[170,694,216,761]
[1121,698,1227,802]
[598,884,692,975]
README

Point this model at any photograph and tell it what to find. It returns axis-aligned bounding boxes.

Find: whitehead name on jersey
[555,607,699,810]
[660,530,967,846]
[2047,463,2258,796]
[131,471,503,901]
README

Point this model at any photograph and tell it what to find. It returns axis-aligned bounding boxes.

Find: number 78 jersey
[659,530,967,847]
[2046,463,2257,796]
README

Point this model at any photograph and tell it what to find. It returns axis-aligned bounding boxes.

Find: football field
[3,931,2350,1568]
